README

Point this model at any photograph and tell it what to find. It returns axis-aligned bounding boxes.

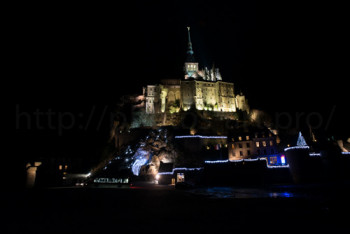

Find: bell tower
[184,27,199,79]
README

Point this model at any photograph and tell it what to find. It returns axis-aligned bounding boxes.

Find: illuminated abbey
[145,27,249,115]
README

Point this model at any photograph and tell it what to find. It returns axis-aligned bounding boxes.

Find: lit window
[262,141,267,147]
[206,146,210,150]
[256,142,260,148]
[269,157,277,165]
[177,173,185,183]
[59,165,62,170]
[246,136,250,140]
[231,144,235,149]
[64,165,68,170]
[270,141,274,146]
[238,136,242,141]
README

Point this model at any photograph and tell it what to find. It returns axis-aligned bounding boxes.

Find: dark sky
[12,1,349,162]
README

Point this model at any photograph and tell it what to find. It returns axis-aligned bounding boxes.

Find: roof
[158,162,174,173]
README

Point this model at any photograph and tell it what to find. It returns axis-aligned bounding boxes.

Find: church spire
[184,27,198,79]
[186,27,195,62]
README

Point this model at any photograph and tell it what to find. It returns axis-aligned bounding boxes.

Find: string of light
[204,158,290,168]
[284,146,310,151]
[158,167,203,175]
[175,135,227,139]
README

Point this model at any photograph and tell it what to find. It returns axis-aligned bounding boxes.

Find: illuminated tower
[184,27,199,79]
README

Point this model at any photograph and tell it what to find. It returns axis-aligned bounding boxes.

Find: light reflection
[189,187,295,199]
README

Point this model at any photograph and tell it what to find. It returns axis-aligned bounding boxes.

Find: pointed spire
[186,27,195,62]
[187,27,193,54]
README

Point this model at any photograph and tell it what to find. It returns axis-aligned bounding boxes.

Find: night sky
[12,1,349,163]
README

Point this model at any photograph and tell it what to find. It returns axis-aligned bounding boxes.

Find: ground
[4,182,350,233]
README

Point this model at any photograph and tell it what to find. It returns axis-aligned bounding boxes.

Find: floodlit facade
[228,129,283,165]
[145,27,249,114]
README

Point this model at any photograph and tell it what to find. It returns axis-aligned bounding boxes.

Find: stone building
[228,128,281,164]
[145,79,181,114]
[145,27,249,115]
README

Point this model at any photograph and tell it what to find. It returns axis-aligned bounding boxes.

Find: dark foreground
[4,183,350,234]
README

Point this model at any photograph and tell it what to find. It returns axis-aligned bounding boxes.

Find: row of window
[233,133,273,141]
[256,141,274,147]
[197,83,214,87]
[231,140,274,149]
[236,136,249,141]
[206,144,228,150]
[59,165,68,170]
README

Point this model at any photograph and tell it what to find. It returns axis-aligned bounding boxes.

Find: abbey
[145,27,249,115]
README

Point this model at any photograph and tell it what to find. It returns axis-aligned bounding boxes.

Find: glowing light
[266,164,289,168]
[131,148,150,176]
[204,158,289,169]
[157,172,172,175]
[132,158,148,176]
[242,158,259,162]
[157,167,203,175]
[155,174,160,180]
[281,155,286,164]
[204,160,229,164]
[309,152,350,156]
[190,129,196,135]
[94,178,129,184]
[284,146,310,152]
[175,135,227,139]
[125,146,133,154]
